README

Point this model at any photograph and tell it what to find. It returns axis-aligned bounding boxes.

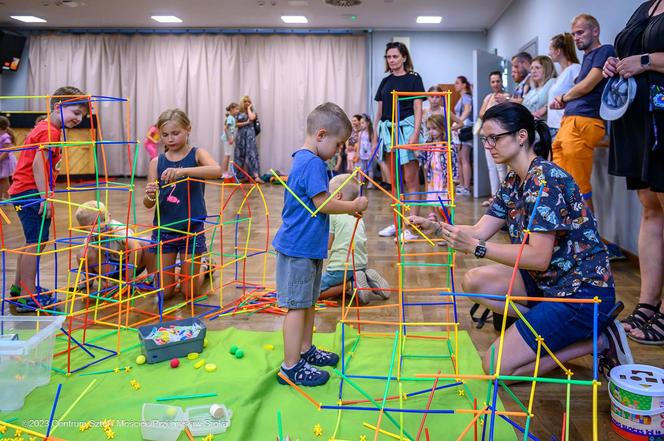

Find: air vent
[324,0,362,7]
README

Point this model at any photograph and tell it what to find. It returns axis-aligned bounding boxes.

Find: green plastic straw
[156,393,217,402]
[270,169,314,215]
[380,332,399,406]
[498,376,593,386]
[498,381,528,413]
[332,368,415,441]
[277,409,283,440]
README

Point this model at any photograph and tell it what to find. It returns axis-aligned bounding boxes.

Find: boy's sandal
[628,311,664,346]
[621,302,661,333]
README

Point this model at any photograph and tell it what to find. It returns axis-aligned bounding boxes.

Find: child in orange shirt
[8,86,87,312]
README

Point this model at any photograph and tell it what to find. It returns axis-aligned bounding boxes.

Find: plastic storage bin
[0,315,65,411]
[185,404,232,436]
[140,403,186,441]
[137,318,206,364]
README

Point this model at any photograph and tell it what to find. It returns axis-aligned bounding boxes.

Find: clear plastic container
[0,315,65,411]
[140,403,186,441]
[185,404,232,436]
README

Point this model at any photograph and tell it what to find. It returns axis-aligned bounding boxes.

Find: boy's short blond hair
[329,174,360,201]
[306,102,352,138]
[75,200,109,227]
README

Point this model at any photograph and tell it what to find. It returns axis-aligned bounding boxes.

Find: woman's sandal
[628,311,664,346]
[621,302,661,333]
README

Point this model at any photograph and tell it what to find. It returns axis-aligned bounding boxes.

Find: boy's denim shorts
[515,270,615,354]
[276,251,323,309]
[11,190,51,244]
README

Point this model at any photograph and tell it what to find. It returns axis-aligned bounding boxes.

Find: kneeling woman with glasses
[409,102,631,380]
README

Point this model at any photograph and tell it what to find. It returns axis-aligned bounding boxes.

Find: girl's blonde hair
[239,96,252,113]
[75,200,110,227]
[532,56,557,85]
[426,114,447,141]
[156,108,191,131]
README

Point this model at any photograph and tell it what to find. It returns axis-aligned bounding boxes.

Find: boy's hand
[160,167,181,184]
[408,215,437,236]
[145,181,158,199]
[353,196,369,213]
[38,201,53,219]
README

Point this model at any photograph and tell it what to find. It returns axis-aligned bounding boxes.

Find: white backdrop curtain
[27,33,367,176]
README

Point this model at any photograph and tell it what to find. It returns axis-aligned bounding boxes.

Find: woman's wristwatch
[474,240,487,258]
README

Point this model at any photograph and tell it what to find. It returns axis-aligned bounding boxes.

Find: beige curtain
[27,33,367,176]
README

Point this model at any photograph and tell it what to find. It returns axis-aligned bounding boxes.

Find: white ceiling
[0,0,513,31]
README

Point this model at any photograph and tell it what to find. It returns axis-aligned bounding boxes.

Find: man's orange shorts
[552,115,605,199]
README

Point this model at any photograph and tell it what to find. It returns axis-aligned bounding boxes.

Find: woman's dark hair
[488,70,502,79]
[384,41,414,73]
[352,114,362,122]
[482,102,552,159]
[550,33,580,64]
[456,75,472,95]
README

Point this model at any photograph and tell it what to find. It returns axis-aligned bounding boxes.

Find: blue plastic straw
[46,383,63,438]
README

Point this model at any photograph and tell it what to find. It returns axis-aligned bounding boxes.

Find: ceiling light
[10,15,47,23]
[416,16,442,24]
[151,15,182,23]
[281,15,308,23]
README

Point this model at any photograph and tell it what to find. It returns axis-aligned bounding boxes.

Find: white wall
[369,30,487,113]
[487,0,641,255]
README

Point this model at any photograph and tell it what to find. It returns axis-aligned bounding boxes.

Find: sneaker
[598,319,634,381]
[14,287,57,313]
[606,242,627,261]
[379,224,396,237]
[277,358,330,387]
[456,186,471,196]
[364,269,390,300]
[301,344,340,367]
[9,284,21,297]
[396,229,418,242]
[353,271,371,305]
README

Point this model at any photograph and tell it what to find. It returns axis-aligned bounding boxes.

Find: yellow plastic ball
[136,355,146,365]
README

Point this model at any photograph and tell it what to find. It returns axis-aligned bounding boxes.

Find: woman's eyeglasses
[479,130,517,147]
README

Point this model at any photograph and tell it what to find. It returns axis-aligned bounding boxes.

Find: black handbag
[459,126,473,143]
[253,116,261,136]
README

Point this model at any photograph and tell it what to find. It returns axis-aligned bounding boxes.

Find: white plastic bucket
[608,364,664,440]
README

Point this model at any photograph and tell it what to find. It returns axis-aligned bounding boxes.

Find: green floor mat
[0,325,518,440]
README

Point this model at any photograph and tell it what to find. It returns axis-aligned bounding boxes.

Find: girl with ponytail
[409,102,630,380]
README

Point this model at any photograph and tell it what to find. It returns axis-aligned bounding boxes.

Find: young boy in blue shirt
[273,102,369,387]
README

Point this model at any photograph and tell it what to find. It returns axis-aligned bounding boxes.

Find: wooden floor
[1,178,661,441]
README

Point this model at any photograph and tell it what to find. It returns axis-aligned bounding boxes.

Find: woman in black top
[604,0,664,345]
[373,42,426,237]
